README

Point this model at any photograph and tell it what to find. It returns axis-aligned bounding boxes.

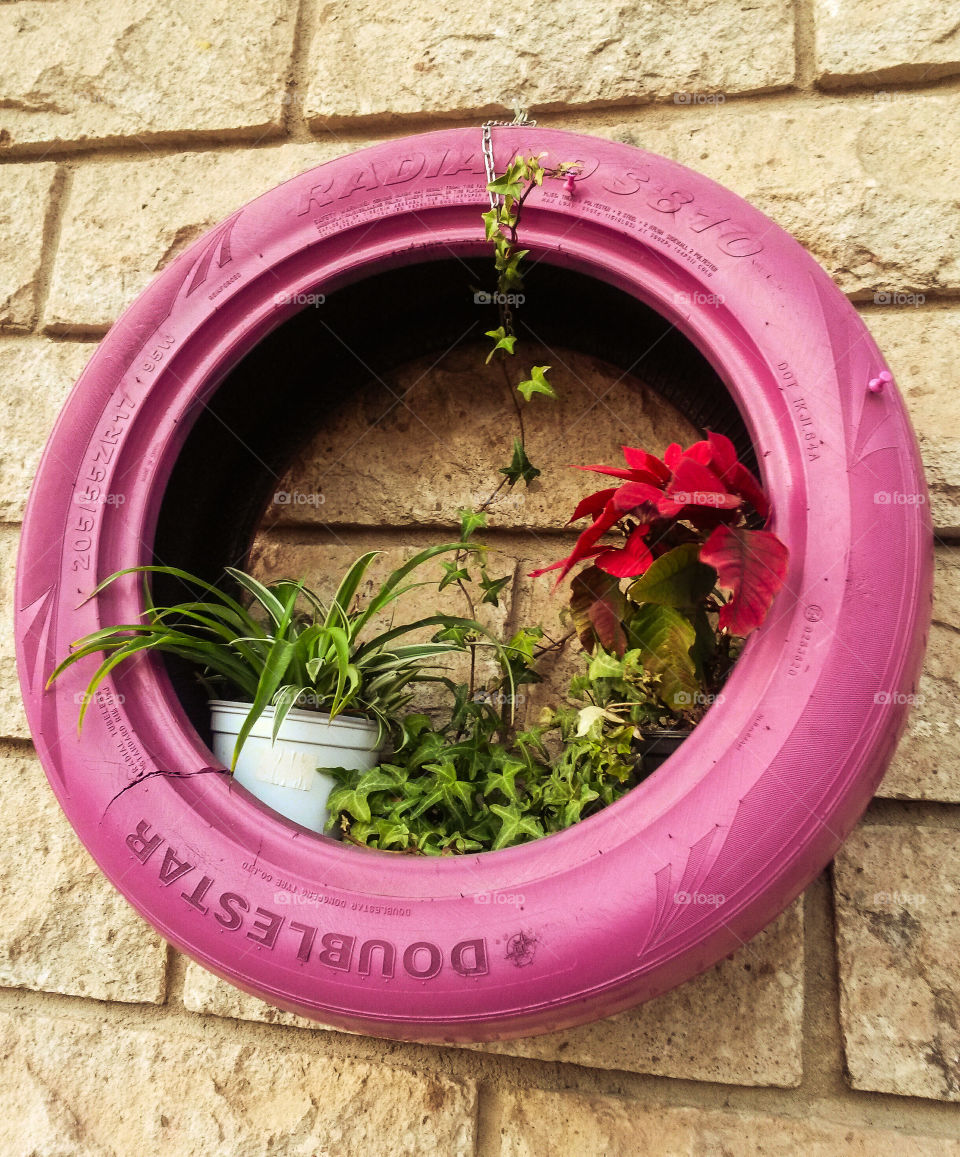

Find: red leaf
[659,456,741,517]
[723,461,770,520]
[664,442,682,468]
[622,446,670,482]
[700,525,789,635]
[706,430,737,474]
[567,487,617,524]
[595,525,654,578]
[612,481,664,513]
[570,463,663,487]
[682,440,713,465]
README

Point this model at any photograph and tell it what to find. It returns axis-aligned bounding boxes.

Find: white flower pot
[208,700,382,834]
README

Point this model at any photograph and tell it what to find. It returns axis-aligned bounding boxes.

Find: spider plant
[47,542,509,770]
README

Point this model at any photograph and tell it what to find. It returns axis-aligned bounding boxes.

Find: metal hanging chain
[481,106,537,211]
[481,107,537,336]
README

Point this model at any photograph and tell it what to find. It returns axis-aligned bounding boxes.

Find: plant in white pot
[47,542,501,833]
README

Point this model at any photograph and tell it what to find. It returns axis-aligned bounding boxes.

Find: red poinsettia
[530,431,789,638]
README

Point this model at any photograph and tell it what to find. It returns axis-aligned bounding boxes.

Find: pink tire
[15,127,931,1042]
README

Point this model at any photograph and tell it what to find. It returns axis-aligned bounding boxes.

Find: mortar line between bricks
[3,76,960,166]
[798,871,847,1100]
[475,1080,503,1157]
[283,0,321,143]
[299,73,960,132]
[0,943,959,1135]
[30,165,70,335]
[864,799,960,827]
[791,0,818,90]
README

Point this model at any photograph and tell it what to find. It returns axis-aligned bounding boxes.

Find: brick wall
[1,2,959,1152]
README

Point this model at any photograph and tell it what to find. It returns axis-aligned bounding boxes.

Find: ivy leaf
[483,760,523,803]
[575,704,610,737]
[490,803,545,850]
[505,626,544,667]
[479,571,511,607]
[627,543,717,610]
[458,508,487,542]
[481,206,502,241]
[485,327,517,363]
[561,783,600,827]
[438,560,470,591]
[587,651,623,681]
[486,172,525,201]
[326,768,400,824]
[432,623,475,648]
[516,366,555,402]
[500,439,541,487]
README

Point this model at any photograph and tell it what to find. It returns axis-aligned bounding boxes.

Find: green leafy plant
[326,661,647,855]
[47,542,507,769]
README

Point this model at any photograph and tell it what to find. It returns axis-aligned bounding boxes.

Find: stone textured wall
[1,2,959,1153]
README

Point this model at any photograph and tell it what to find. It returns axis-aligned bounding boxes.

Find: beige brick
[0,0,298,152]
[183,958,326,1030]
[0,742,168,1003]
[834,823,960,1100]
[0,1009,477,1156]
[814,0,960,88]
[184,900,802,1089]
[0,525,28,739]
[498,1087,960,1156]
[0,339,93,521]
[45,138,378,332]
[0,163,57,330]
[471,898,803,1085]
[880,548,960,802]
[272,341,697,531]
[860,306,960,535]
[599,92,960,295]
[303,0,794,122]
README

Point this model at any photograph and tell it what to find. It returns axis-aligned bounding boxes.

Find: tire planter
[15,127,932,1042]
